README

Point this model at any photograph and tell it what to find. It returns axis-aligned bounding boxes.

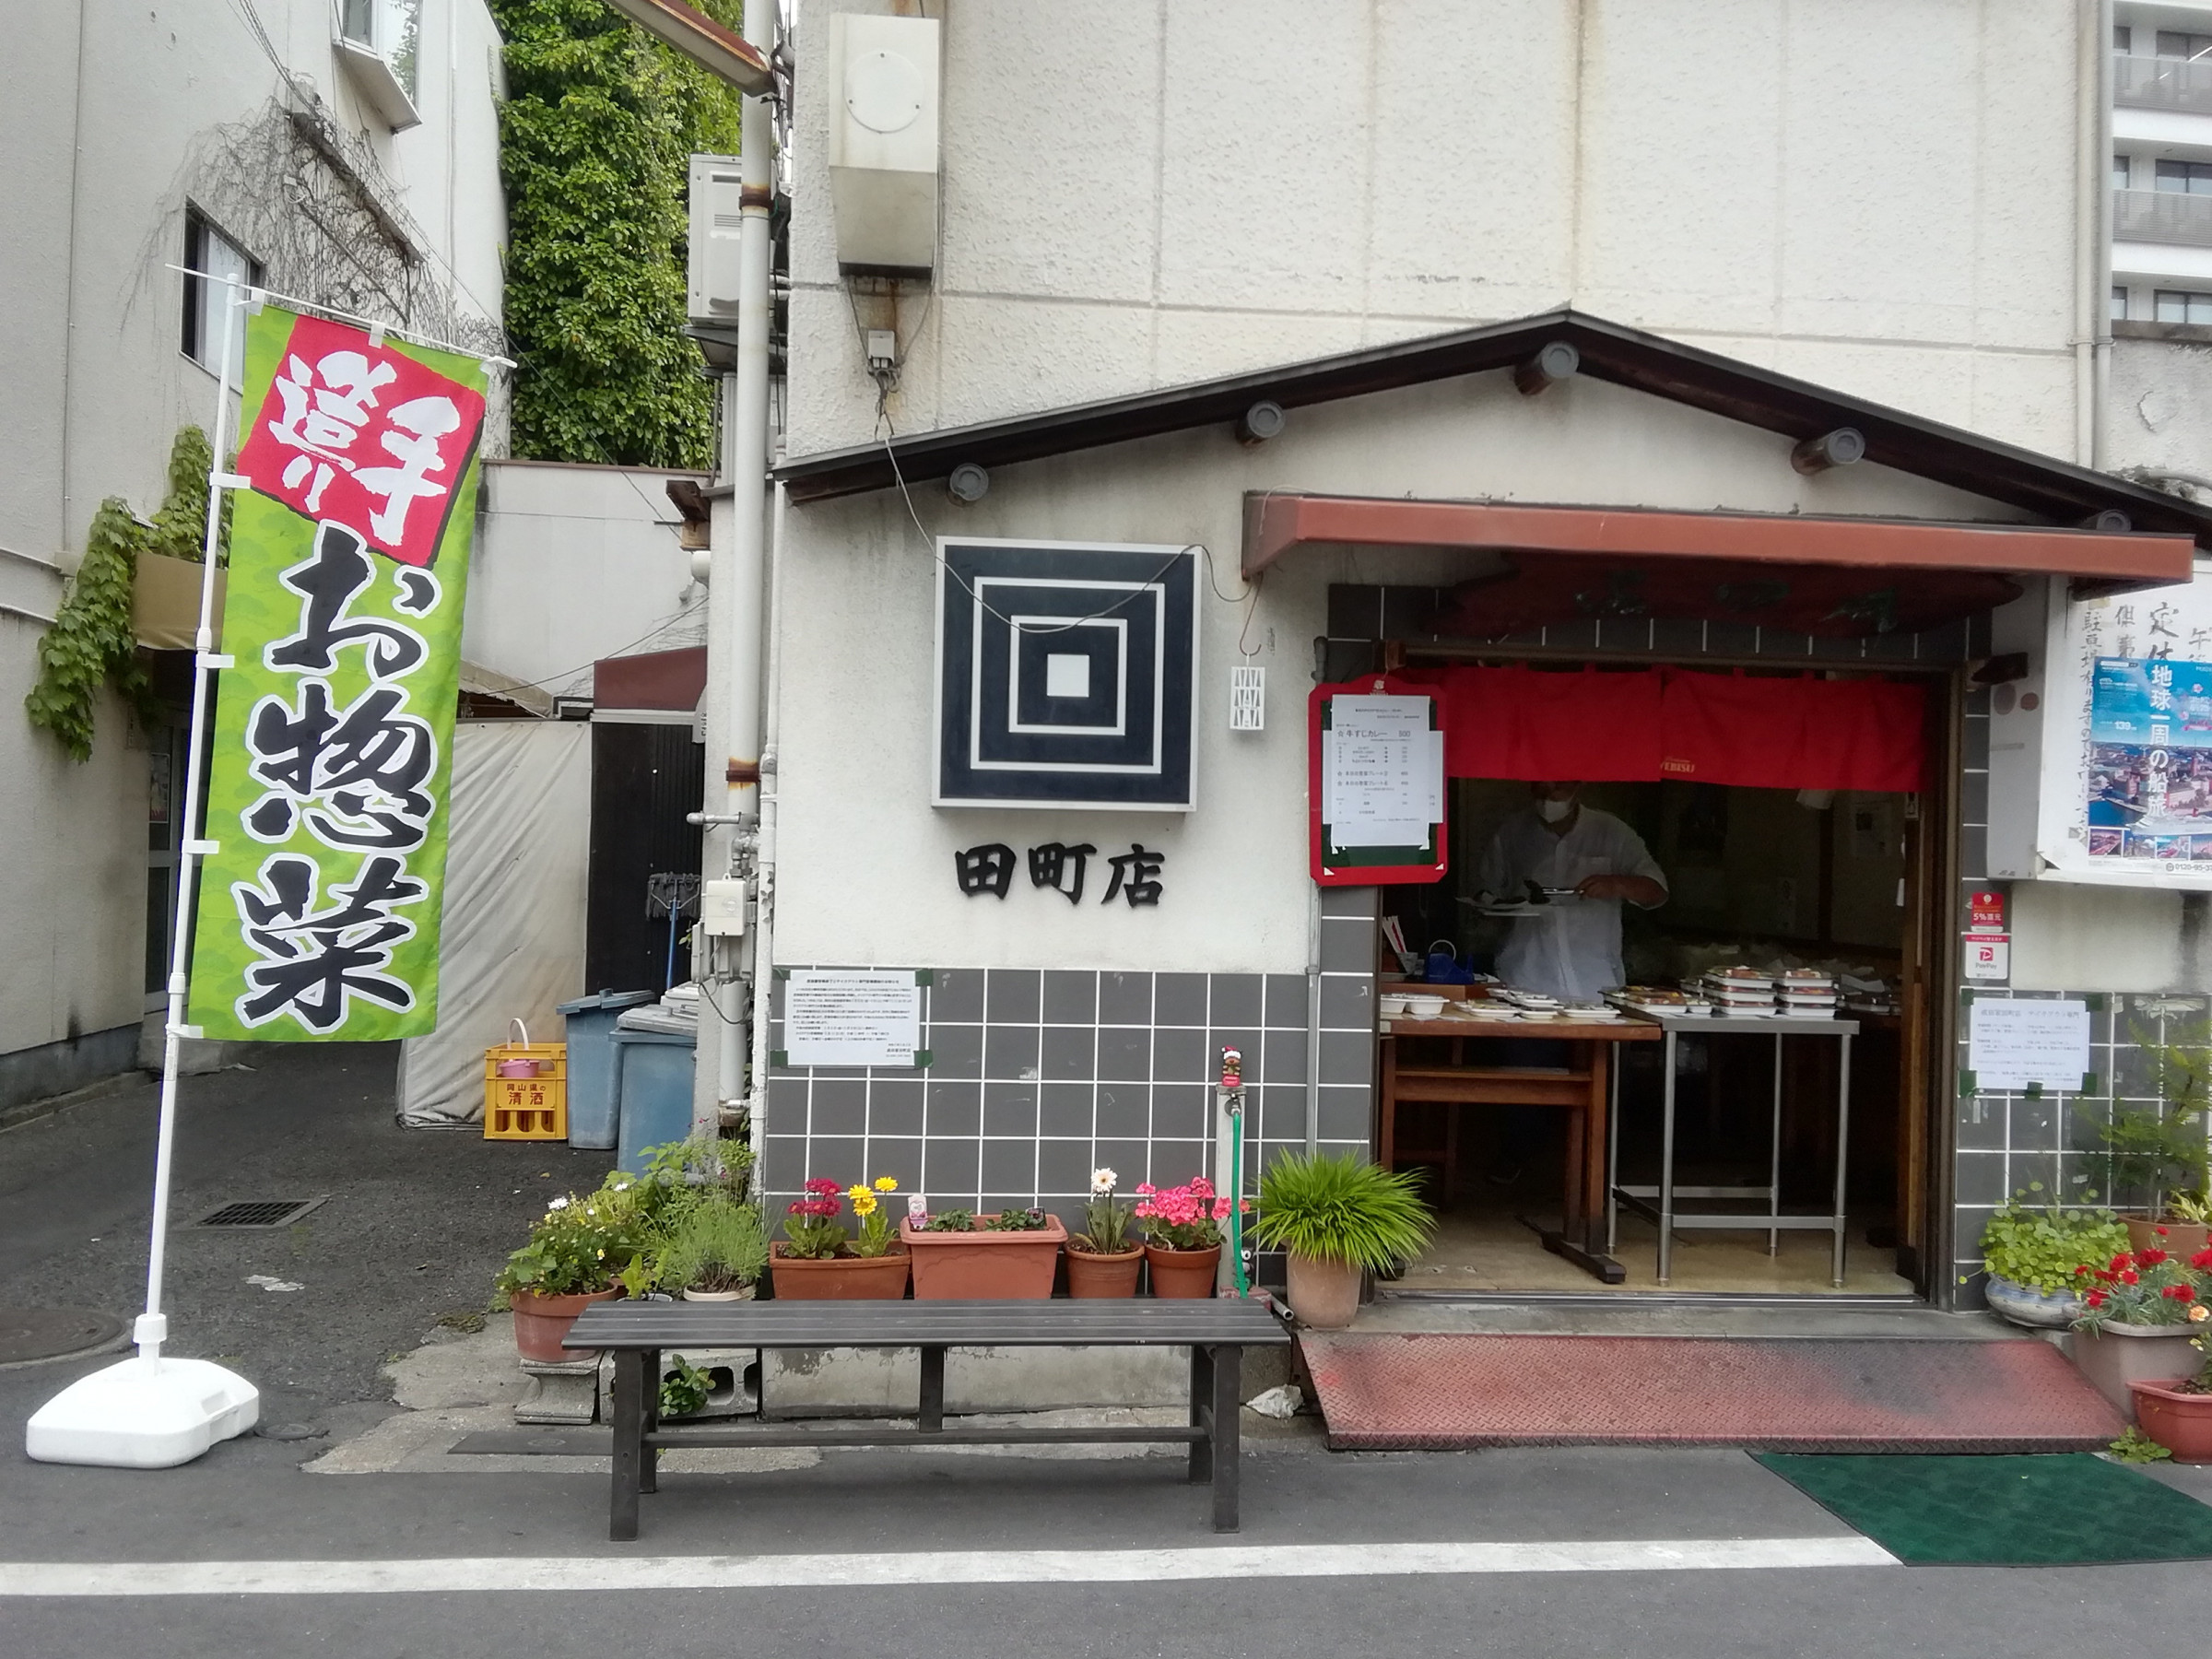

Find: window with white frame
[2154,288,2212,325]
[342,0,420,101]
[182,208,262,384]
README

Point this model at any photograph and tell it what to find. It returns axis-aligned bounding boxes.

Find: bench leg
[1187,1344,1214,1484]
[1211,1345,1242,1534]
[609,1347,645,1542]
[639,1347,661,1494]
[918,1345,946,1434]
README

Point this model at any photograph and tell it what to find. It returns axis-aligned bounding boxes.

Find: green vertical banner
[189,305,488,1041]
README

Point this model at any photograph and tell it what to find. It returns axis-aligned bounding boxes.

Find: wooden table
[1380,1014,1663,1284]
[565,1298,1290,1540]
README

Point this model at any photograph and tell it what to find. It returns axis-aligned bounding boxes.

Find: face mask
[1535,796,1575,823]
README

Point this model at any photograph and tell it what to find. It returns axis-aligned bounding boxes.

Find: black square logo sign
[935,538,1196,809]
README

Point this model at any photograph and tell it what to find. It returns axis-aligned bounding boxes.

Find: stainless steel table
[1606,1012,1859,1286]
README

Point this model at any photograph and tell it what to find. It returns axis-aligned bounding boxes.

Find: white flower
[611,1181,631,1193]
[547,1196,571,1211]
[1091,1168,1117,1195]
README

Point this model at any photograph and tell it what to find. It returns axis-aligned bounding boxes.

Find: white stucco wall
[772,367,2022,973]
[464,462,710,702]
[784,0,2086,465]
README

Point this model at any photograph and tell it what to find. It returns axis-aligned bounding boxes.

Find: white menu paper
[1967,997,2090,1092]
[1324,695,1442,848]
[783,970,923,1067]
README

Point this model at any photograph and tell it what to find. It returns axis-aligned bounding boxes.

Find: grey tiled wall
[763,892,1378,1220]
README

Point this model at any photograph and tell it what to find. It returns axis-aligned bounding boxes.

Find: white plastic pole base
[25,1354,259,1468]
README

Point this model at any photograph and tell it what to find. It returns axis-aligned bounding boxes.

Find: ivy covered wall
[489,0,744,469]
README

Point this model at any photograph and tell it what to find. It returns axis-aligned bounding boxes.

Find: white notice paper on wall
[1967,997,2090,1093]
[783,970,923,1067]
[1324,695,1442,847]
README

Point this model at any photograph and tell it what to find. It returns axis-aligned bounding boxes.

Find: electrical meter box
[687,153,744,325]
[700,877,749,937]
[827,13,940,276]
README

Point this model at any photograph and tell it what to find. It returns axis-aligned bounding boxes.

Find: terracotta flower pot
[1145,1242,1221,1299]
[2069,1321,2203,1420]
[1065,1245,1145,1299]
[1285,1252,1362,1329]
[510,1287,619,1362]
[769,1244,911,1300]
[2130,1378,2212,1463]
[2124,1217,2212,1261]
[900,1216,1066,1299]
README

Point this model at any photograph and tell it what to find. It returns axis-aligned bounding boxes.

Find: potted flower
[2100,1043,2212,1257]
[495,1172,651,1361]
[654,1195,769,1301]
[769,1176,911,1300]
[2129,1265,2212,1462]
[2069,1246,2212,1417]
[1134,1177,1232,1299]
[900,1204,1067,1299]
[1253,1149,1435,1329]
[1065,1168,1143,1298]
[1978,1191,2129,1328]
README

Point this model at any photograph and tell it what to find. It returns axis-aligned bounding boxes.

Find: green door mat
[1756,1453,2212,1566]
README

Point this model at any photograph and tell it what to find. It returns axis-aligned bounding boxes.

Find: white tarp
[397,720,591,1125]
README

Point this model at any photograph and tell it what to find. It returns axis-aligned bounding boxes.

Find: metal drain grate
[192,1197,326,1230]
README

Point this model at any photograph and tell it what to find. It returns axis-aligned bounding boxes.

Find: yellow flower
[851,1191,878,1218]
[875,1176,899,1193]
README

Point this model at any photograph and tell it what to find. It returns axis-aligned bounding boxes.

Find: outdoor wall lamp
[1236,400,1288,444]
[947,463,990,503]
[1512,341,1580,395]
[1791,427,1866,474]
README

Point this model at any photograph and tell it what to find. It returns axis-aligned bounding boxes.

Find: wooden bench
[563,1298,1291,1541]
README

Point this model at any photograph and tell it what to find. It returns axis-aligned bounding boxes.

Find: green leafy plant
[488,0,742,467]
[659,1355,712,1418]
[2110,1426,2173,1464]
[922,1208,975,1233]
[1071,1168,1135,1255]
[495,1171,654,1299]
[984,1207,1050,1232]
[654,1194,767,1294]
[1979,1189,2130,1294]
[25,426,231,760]
[2073,1244,2212,1331]
[1253,1150,1436,1272]
[2100,1025,2212,1218]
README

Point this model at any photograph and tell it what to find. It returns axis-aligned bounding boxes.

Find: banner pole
[23,276,262,1466]
[136,274,247,1361]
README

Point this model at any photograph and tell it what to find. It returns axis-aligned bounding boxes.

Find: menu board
[782,971,924,1067]
[1967,997,2090,1093]
[1322,695,1443,849]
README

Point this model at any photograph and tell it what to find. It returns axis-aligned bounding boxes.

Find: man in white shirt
[1477,782,1668,1004]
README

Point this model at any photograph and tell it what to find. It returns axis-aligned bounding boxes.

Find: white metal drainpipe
[746,476,789,1167]
[698,0,778,1135]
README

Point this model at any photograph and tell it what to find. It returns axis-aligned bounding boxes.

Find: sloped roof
[773,309,2212,549]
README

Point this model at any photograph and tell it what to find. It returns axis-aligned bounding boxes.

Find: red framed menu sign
[1309,677,1448,887]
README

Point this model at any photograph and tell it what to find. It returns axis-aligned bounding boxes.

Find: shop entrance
[1371,662,1951,1300]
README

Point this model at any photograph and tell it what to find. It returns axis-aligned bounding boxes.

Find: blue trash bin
[612,1029,699,1174]
[557,991,656,1149]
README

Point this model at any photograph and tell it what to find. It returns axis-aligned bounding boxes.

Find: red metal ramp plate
[1299,1334,2125,1452]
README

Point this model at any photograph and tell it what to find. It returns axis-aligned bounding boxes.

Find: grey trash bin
[558,990,656,1148]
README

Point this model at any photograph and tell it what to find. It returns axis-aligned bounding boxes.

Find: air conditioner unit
[687,153,745,326]
[827,13,940,277]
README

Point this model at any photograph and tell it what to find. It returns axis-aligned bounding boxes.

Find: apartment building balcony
[2116,187,2212,247]
[2117,51,2212,117]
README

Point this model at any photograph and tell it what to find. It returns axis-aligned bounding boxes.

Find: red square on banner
[236,312,485,568]
[1968,890,2006,934]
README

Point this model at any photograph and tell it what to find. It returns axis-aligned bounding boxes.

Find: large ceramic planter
[900,1216,1066,1299]
[1065,1245,1144,1299]
[510,1287,619,1362]
[2130,1378,2212,1463]
[2070,1321,2202,1419]
[769,1245,911,1300]
[1285,1252,1362,1329]
[1983,1272,2080,1330]
[2124,1217,2212,1260]
[1145,1242,1221,1300]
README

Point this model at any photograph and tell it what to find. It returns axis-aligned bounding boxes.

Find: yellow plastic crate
[484,1022,568,1140]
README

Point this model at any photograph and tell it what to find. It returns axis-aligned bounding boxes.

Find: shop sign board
[189,305,487,1040]
[2031,565,2212,887]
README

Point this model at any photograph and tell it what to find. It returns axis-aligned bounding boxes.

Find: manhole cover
[193,1197,326,1229]
[0,1308,126,1366]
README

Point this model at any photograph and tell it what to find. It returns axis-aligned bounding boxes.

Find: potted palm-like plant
[1065,1169,1142,1298]
[1253,1149,1434,1329]
[655,1195,769,1300]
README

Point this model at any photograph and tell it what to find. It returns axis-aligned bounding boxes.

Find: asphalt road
[6,1052,2212,1656]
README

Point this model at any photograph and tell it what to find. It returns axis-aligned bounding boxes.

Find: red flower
[803,1177,841,1197]
[2122,1270,2141,1286]
[2193,1247,2212,1272]
[2111,1253,2136,1274]
[2075,1265,2092,1277]
[2094,1269,2116,1284]
[2165,1284,2198,1302]
[2158,1225,2171,1238]
[2138,1247,2170,1267]
[2086,1288,2109,1308]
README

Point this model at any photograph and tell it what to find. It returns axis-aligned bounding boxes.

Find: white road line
[0,1537,1894,1596]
